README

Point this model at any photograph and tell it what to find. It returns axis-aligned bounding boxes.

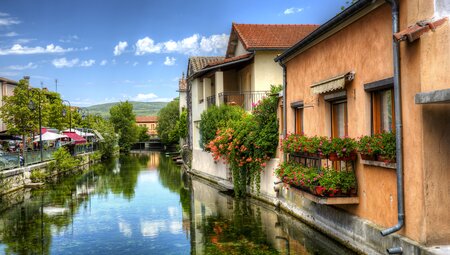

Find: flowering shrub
[275,161,357,197]
[357,132,396,161]
[206,85,281,197]
[356,135,376,156]
[330,137,357,157]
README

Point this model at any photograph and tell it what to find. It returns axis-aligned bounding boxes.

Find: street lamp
[78,108,91,152]
[62,100,72,131]
[28,89,43,162]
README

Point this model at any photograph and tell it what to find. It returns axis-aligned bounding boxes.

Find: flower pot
[339,152,357,161]
[360,153,376,161]
[377,155,396,163]
[328,152,339,161]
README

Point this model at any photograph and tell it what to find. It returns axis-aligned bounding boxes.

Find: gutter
[279,62,287,162]
[381,1,405,254]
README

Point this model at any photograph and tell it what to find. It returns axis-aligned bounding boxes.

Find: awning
[310,72,355,94]
[63,132,87,144]
[33,132,68,142]
[92,129,104,141]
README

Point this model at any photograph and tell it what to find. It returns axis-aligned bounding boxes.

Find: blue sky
[0,0,347,107]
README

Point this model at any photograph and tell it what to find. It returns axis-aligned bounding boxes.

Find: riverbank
[185,152,446,255]
[0,152,99,197]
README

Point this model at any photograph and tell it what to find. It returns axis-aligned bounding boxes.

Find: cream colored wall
[253,51,284,91]
[238,64,252,92]
[234,40,249,56]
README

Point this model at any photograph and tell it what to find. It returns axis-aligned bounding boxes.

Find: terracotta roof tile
[205,53,253,68]
[136,116,158,123]
[394,17,448,43]
[188,56,225,77]
[232,23,319,50]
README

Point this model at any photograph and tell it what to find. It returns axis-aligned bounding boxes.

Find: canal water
[0,152,356,255]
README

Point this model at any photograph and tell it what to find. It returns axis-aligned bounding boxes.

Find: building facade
[135,116,158,136]
[0,77,18,132]
[276,0,450,249]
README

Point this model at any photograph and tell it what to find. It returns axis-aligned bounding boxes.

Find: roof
[275,0,381,63]
[187,56,225,77]
[178,73,187,92]
[394,17,448,43]
[136,116,158,123]
[205,53,254,68]
[63,132,86,144]
[226,23,319,57]
[0,77,18,85]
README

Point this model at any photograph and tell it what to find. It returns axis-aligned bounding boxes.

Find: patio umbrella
[33,132,68,142]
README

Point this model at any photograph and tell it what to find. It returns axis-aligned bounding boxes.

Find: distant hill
[85,101,168,118]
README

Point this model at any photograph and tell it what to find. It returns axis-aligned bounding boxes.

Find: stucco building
[135,116,158,136]
[275,0,450,252]
[0,77,18,132]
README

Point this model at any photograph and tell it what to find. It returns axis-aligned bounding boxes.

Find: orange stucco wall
[283,1,450,245]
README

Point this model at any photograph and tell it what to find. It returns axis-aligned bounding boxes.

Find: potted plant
[377,132,396,163]
[329,137,357,161]
[357,135,376,160]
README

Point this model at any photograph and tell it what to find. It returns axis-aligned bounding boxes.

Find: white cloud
[100,60,108,66]
[134,33,229,56]
[0,44,75,55]
[2,32,18,37]
[113,41,128,56]
[135,37,161,55]
[52,58,79,68]
[284,7,304,15]
[147,61,153,65]
[13,38,35,44]
[80,59,95,67]
[0,13,20,27]
[164,56,176,66]
[134,93,158,101]
[59,35,79,43]
[7,62,37,70]
[133,62,138,66]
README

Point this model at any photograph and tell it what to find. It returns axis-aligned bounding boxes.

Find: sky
[0,0,348,107]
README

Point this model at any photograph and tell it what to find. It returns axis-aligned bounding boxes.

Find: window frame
[364,77,395,135]
[291,101,304,135]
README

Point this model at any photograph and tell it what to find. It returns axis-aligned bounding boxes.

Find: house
[275,0,450,252]
[178,73,188,112]
[135,116,158,136]
[186,23,319,180]
[0,77,18,132]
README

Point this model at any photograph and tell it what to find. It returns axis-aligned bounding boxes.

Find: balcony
[206,95,216,108]
[218,91,269,111]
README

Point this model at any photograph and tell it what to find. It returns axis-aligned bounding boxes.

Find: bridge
[132,138,164,151]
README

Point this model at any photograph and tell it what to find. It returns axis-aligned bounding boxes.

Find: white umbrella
[33,132,67,142]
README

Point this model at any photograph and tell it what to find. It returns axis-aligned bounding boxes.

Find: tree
[137,125,150,141]
[157,98,180,145]
[92,117,118,159]
[109,101,138,153]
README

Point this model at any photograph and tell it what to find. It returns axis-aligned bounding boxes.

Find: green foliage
[92,117,118,159]
[157,99,180,145]
[49,147,80,173]
[86,101,167,118]
[137,125,150,141]
[200,104,245,148]
[178,108,188,139]
[207,86,281,197]
[30,169,49,182]
[109,101,138,153]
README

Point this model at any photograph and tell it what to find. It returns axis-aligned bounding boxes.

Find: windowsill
[361,159,396,169]
[287,185,359,205]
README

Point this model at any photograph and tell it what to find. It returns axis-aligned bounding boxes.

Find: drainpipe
[381,0,405,245]
[279,62,287,162]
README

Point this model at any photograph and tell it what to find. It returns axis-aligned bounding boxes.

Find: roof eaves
[190,54,254,80]
[275,0,383,63]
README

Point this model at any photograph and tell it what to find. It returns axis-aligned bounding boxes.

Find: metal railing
[0,142,100,171]
[218,91,269,111]
[206,95,216,108]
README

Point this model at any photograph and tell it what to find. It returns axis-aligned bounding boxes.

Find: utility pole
[55,79,58,92]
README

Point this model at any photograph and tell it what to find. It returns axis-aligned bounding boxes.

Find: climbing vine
[207,85,281,197]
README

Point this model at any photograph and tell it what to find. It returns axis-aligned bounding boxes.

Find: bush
[200,104,245,148]
[49,147,80,173]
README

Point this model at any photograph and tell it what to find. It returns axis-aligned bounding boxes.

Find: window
[291,101,304,134]
[372,89,395,134]
[295,108,303,134]
[331,101,348,138]
[364,78,395,134]
[198,81,204,103]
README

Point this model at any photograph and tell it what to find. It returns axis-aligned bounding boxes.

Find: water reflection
[0,152,355,255]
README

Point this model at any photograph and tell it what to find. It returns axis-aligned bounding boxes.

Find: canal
[0,152,357,255]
